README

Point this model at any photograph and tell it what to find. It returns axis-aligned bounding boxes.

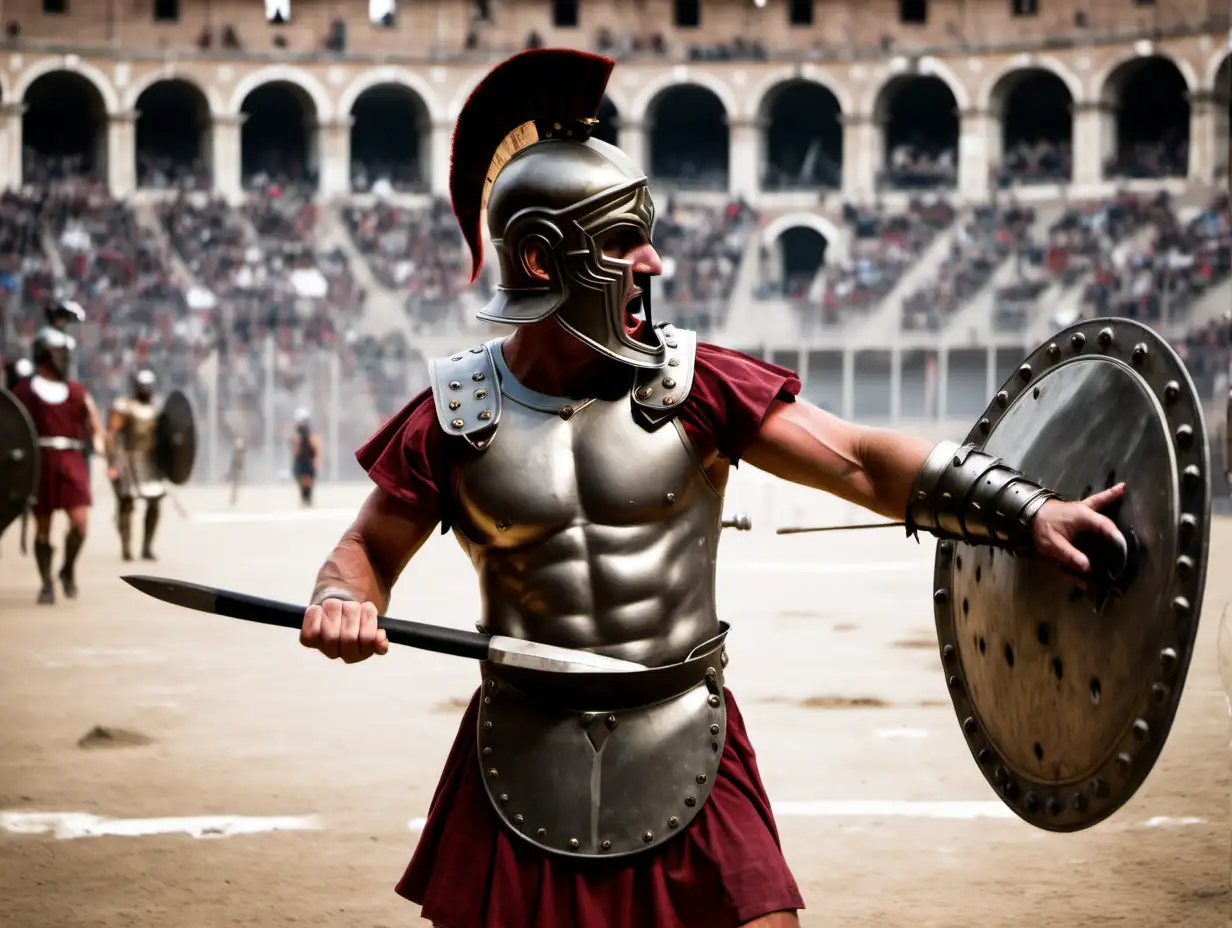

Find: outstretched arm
[83,391,105,456]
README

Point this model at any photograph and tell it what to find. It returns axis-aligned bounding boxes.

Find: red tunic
[10,377,93,514]
[357,344,805,928]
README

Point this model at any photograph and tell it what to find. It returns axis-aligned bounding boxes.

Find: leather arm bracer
[905,441,1059,554]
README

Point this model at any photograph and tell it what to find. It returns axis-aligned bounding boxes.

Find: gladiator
[297,50,1127,928]
[290,408,322,507]
[107,369,165,562]
[9,327,103,604]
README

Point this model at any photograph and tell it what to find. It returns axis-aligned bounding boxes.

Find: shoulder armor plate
[631,324,697,431]
[428,343,502,450]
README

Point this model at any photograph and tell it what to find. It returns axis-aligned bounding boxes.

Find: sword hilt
[721,513,752,532]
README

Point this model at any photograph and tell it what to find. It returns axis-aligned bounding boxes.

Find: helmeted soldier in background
[9,326,103,603]
[107,368,166,561]
[290,407,322,507]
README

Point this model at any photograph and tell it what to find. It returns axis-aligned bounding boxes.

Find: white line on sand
[772,801,1015,820]
[723,561,926,575]
[193,510,355,524]
[0,812,322,840]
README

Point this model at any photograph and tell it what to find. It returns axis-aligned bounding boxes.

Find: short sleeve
[355,388,451,526]
[678,343,801,464]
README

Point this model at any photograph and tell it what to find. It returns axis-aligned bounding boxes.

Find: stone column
[958,108,994,202]
[841,113,878,203]
[107,110,138,198]
[1187,91,1219,184]
[428,119,452,197]
[316,116,354,198]
[1,103,25,191]
[212,114,246,204]
[1071,101,1114,187]
[725,116,760,200]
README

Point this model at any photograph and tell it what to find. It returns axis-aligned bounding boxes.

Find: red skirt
[398,688,804,928]
[33,448,92,515]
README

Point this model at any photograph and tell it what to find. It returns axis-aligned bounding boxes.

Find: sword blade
[121,575,645,672]
[776,521,906,535]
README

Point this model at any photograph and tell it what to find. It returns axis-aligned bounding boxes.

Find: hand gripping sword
[122,575,647,674]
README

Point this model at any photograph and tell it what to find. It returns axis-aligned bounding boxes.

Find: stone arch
[631,70,737,124]
[16,57,119,113]
[135,78,214,187]
[337,67,442,123]
[125,69,224,117]
[21,69,111,181]
[349,81,432,192]
[644,83,730,187]
[759,79,844,190]
[229,65,333,121]
[977,56,1082,113]
[1093,49,1198,103]
[750,66,854,118]
[239,80,321,187]
[873,73,960,188]
[865,56,970,115]
[762,212,843,252]
[1100,54,1191,178]
[1210,49,1231,91]
[988,67,1075,183]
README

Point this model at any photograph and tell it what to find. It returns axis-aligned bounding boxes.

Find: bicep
[348,487,438,590]
[742,399,867,495]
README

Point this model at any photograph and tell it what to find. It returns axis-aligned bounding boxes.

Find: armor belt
[38,437,84,451]
[477,623,730,859]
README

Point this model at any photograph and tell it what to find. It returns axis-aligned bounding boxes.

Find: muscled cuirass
[122,399,158,455]
[114,395,166,499]
[437,333,726,668]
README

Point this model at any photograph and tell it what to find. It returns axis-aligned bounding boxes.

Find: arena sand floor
[0,467,1228,928]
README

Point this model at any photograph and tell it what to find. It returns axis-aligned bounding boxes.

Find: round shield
[0,386,39,534]
[155,389,197,486]
[934,318,1210,832]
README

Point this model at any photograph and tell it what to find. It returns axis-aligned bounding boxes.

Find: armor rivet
[942,644,956,664]
[470,347,484,354]
[666,492,677,504]
[1071,792,1089,812]
[478,410,493,421]
[1046,343,1060,360]
[1132,719,1150,742]
[449,380,462,390]
[488,768,498,778]
[487,679,497,690]
[708,694,720,708]
[1131,342,1148,364]
[696,774,707,784]
[1176,555,1195,581]
[483,747,492,756]
[537,828,547,838]
[1179,513,1197,542]
[1046,796,1063,817]
[496,519,510,532]
[1172,596,1191,618]
[976,748,992,765]
[475,440,487,449]
[720,649,728,668]
[1150,682,1169,705]
[475,388,487,400]
[599,839,610,851]
[1071,332,1086,351]
[1097,327,1114,348]
[1175,424,1193,449]
[668,816,680,829]
[1032,386,1040,400]
[685,796,696,807]
[933,588,949,605]
[710,723,720,735]
[569,838,580,850]
[663,396,675,405]
[1163,381,1180,404]
[1017,364,1032,382]
[977,417,990,434]
[705,667,717,681]
[994,391,1009,408]
[636,386,653,399]
[513,814,524,825]
[483,696,491,705]
[1159,648,1178,677]
[666,340,678,349]
[668,358,680,367]
[472,372,485,382]
[643,830,654,843]
[1003,780,1020,801]
[499,793,509,803]
[559,405,574,420]
[1025,792,1040,813]
[1092,778,1110,798]
[993,765,1007,785]
[939,540,953,557]
[581,712,595,727]
[483,721,493,731]
[452,355,463,362]
[1182,465,1201,490]
[451,418,464,430]
[962,717,978,735]
[1115,752,1132,774]
[448,400,461,410]
[947,675,963,693]
[662,377,677,389]
[606,714,618,729]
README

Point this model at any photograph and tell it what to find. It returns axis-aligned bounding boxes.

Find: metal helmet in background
[4,357,34,391]
[32,327,73,380]
[295,407,311,426]
[133,369,156,403]
[449,49,665,370]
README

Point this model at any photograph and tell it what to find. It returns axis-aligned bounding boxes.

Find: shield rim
[157,388,197,486]
[0,386,40,533]
[932,317,1210,833]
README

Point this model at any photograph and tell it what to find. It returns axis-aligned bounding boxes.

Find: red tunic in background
[10,377,93,514]
[357,345,807,928]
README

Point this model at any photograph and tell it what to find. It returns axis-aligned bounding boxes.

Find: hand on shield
[1031,483,1127,583]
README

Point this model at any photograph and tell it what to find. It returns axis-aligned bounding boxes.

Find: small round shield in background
[155,388,198,486]
[934,318,1210,832]
[0,386,39,534]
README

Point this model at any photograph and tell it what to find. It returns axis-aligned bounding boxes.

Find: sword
[122,575,648,674]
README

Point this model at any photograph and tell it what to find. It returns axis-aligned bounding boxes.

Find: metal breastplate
[124,401,158,456]
[428,327,732,859]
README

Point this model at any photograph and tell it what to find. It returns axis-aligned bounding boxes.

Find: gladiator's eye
[600,228,647,259]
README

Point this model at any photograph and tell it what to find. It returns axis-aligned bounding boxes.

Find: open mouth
[624,288,646,336]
